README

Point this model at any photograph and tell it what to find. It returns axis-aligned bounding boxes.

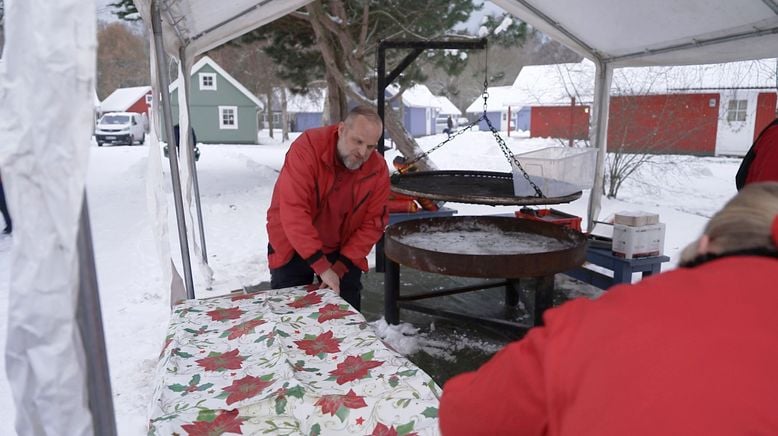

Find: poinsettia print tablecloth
[147,285,441,435]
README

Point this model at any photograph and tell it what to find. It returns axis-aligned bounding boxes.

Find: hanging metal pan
[384,215,588,278]
[390,170,582,205]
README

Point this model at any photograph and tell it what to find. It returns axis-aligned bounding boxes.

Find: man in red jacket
[439,182,778,435]
[266,105,390,310]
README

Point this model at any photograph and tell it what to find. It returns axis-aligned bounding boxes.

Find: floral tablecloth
[147,285,441,435]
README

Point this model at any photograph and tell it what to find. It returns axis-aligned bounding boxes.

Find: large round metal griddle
[384,216,588,278]
[390,170,582,205]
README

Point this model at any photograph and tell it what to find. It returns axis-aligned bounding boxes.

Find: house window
[727,99,747,122]
[145,94,152,105]
[272,112,281,127]
[219,106,238,129]
[199,73,217,91]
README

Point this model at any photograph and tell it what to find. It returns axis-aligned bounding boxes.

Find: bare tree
[96,21,149,99]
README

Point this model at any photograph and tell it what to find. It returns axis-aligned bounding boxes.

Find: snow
[99,86,151,113]
[505,58,777,108]
[435,96,462,116]
[395,225,572,255]
[0,129,740,434]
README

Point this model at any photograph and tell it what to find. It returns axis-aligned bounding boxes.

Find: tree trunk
[265,90,273,138]
[383,109,436,172]
[280,88,289,141]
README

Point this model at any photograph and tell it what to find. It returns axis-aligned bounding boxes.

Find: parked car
[95,112,146,146]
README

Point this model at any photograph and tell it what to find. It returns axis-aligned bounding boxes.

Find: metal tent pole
[179,46,208,264]
[586,59,613,232]
[76,194,117,436]
[151,0,195,299]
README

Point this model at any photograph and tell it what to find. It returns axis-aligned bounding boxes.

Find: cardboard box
[614,211,659,227]
[612,223,666,259]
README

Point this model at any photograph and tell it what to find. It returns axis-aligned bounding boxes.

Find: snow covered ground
[0,129,739,434]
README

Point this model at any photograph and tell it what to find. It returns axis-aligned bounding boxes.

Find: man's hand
[318,268,341,293]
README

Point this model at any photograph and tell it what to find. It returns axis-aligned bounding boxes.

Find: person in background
[445,115,454,138]
[266,105,389,310]
[0,172,10,234]
[736,118,778,189]
[439,182,778,436]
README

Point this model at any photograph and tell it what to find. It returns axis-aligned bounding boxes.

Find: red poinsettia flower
[206,307,245,321]
[224,318,266,340]
[294,331,341,356]
[195,349,246,372]
[315,389,368,416]
[316,304,356,323]
[222,375,274,405]
[371,423,398,436]
[303,283,320,292]
[287,292,322,308]
[329,355,384,385]
[181,409,243,435]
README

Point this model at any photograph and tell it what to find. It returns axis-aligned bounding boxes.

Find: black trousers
[270,251,363,310]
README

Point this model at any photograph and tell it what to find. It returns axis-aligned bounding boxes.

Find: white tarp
[0,0,97,434]
[133,0,314,61]
[491,0,778,67]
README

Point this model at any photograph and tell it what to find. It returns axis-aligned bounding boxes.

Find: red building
[529,90,777,156]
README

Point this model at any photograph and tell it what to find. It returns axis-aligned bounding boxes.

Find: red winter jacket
[736,118,778,189]
[440,255,778,436]
[267,124,389,275]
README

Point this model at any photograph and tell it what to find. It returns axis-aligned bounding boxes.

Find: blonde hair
[680,182,778,263]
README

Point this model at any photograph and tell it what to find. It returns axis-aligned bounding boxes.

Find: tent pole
[586,59,613,232]
[151,0,196,299]
[179,46,208,264]
[76,194,117,435]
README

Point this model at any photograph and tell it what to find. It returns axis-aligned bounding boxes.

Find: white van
[95,112,146,146]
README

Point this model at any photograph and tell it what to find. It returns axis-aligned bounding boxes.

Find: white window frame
[219,106,238,130]
[727,99,747,122]
[145,94,152,105]
[199,72,217,91]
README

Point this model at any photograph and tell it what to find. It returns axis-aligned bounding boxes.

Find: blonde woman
[439,182,778,436]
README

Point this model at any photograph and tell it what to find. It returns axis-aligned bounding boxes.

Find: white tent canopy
[133,0,314,60]
[492,0,778,67]
[5,1,778,432]
[492,0,778,230]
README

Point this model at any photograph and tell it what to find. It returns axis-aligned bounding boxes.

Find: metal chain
[394,120,480,173]
[392,40,544,198]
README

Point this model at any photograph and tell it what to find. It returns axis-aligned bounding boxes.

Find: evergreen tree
[109,1,529,166]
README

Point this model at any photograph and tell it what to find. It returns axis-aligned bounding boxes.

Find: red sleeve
[277,133,331,273]
[439,326,551,436]
[338,157,390,267]
[745,125,778,185]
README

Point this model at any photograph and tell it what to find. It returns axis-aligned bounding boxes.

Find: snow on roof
[283,88,326,113]
[169,56,263,109]
[505,58,778,108]
[99,86,151,112]
[435,96,462,116]
[465,86,517,113]
[509,61,595,107]
[386,84,441,109]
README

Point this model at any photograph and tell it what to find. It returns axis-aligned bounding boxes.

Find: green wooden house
[169,56,262,144]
